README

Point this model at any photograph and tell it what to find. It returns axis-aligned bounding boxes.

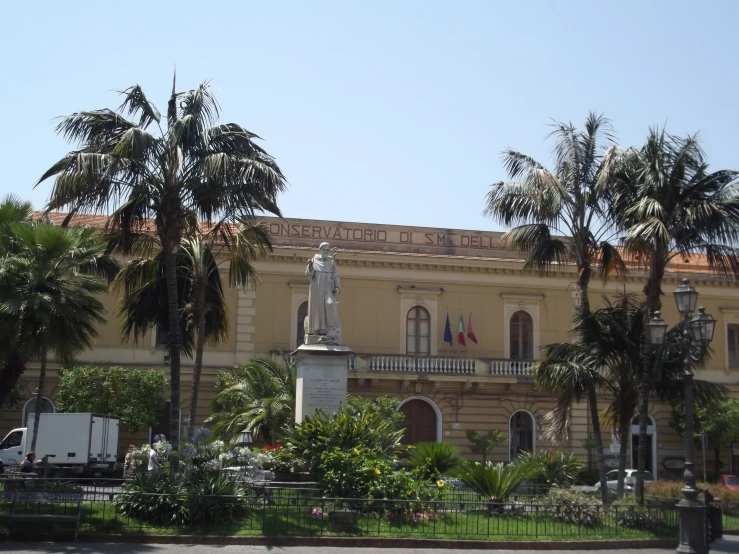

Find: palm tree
[537,293,723,498]
[0,224,110,449]
[183,225,271,439]
[533,320,610,502]
[484,112,625,312]
[0,196,34,409]
[38,79,287,447]
[208,355,296,445]
[612,128,739,498]
[113,224,271,440]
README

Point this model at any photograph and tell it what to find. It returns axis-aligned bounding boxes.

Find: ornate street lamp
[674,278,699,316]
[647,311,668,346]
[666,280,715,554]
[237,430,254,447]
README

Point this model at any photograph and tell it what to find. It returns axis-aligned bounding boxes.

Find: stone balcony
[348,354,536,378]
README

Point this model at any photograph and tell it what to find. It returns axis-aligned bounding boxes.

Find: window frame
[728,323,739,368]
[406,306,431,356]
[509,310,534,360]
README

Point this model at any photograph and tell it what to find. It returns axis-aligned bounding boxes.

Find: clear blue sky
[1,0,737,232]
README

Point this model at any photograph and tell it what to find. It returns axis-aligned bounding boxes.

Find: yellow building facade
[4,214,739,479]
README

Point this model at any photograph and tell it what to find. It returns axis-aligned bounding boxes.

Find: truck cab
[0,428,25,470]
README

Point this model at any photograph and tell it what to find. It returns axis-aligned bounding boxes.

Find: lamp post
[236,430,254,447]
[647,279,715,554]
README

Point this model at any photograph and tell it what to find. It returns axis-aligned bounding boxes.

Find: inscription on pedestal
[299,369,347,417]
[294,344,352,423]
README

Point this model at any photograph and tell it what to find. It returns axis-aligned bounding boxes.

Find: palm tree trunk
[588,388,608,503]
[715,446,721,481]
[617,412,630,497]
[187,278,207,441]
[636,251,665,502]
[164,250,182,450]
[577,265,592,314]
[30,349,47,452]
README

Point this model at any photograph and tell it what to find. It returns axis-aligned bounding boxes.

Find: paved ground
[2,537,738,554]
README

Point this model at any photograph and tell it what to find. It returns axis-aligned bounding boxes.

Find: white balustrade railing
[489,359,535,376]
[368,356,475,374]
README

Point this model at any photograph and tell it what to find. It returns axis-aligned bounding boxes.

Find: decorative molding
[261,251,739,289]
[501,293,545,300]
[235,287,256,364]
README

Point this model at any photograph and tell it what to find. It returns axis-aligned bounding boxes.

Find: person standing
[124,445,136,480]
[148,444,163,473]
[19,452,35,473]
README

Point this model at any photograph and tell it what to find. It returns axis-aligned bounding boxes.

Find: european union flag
[443,313,453,347]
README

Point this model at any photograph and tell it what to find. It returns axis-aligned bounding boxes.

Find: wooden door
[400,400,437,444]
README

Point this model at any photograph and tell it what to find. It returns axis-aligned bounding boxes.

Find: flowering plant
[251,444,300,472]
[152,435,173,459]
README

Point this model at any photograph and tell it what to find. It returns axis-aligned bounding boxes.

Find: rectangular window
[729,324,739,368]
[155,326,168,348]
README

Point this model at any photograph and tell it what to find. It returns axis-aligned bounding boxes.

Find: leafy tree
[612,128,739,497]
[671,398,739,478]
[0,224,112,450]
[39,79,287,447]
[485,112,625,312]
[346,395,405,430]
[465,429,504,463]
[55,366,167,431]
[208,355,296,444]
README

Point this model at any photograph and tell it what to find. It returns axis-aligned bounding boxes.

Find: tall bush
[56,366,166,431]
[283,406,405,471]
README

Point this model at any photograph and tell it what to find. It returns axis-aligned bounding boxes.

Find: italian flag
[457,314,466,346]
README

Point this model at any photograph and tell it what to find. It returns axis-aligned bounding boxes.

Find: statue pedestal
[293,343,353,424]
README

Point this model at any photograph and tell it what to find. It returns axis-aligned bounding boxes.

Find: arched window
[510,311,533,360]
[406,306,430,356]
[630,414,657,478]
[297,301,308,348]
[21,396,55,426]
[509,410,535,460]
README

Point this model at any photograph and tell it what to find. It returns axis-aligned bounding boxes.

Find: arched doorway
[399,398,439,444]
[630,414,657,478]
[22,396,55,426]
[509,410,535,460]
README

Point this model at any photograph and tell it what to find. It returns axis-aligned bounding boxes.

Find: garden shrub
[612,497,652,529]
[407,441,460,481]
[515,451,583,486]
[576,468,601,486]
[541,488,602,526]
[114,471,250,527]
[114,472,190,526]
[283,406,406,471]
[455,461,534,504]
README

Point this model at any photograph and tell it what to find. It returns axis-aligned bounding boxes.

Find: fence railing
[489,359,535,376]
[367,356,476,374]
[0,487,679,539]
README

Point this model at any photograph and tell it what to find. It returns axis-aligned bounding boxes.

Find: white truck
[0,413,120,476]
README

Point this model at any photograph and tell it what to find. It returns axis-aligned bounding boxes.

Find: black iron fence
[0,484,679,540]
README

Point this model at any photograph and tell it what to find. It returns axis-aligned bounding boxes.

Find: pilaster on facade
[235,288,256,364]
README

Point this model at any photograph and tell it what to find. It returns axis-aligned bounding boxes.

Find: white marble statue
[304,242,341,344]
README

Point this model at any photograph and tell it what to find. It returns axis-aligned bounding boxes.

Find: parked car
[594,469,654,492]
[719,475,739,490]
